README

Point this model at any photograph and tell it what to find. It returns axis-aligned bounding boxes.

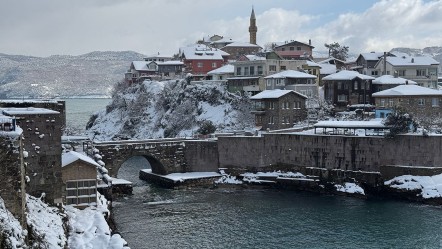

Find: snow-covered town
[2,1,442,248]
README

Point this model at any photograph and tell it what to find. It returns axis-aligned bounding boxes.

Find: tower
[249,7,257,45]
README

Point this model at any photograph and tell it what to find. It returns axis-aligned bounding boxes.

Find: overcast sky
[0,0,441,57]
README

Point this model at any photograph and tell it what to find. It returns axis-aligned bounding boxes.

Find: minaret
[249,7,257,45]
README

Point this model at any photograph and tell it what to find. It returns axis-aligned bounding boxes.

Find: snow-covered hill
[86,80,254,140]
[0,51,145,98]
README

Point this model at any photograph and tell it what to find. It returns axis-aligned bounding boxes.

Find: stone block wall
[184,140,219,172]
[0,134,26,226]
[218,134,442,174]
[16,113,63,204]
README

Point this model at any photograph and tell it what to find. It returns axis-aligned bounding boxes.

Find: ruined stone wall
[0,134,26,226]
[16,113,63,204]
[218,134,442,174]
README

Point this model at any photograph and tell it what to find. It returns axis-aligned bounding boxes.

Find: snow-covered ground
[334,182,365,195]
[163,172,221,182]
[0,197,27,248]
[385,174,442,199]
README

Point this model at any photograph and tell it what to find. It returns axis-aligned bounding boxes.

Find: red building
[179,44,229,76]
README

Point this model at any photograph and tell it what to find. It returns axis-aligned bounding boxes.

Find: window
[354,82,358,90]
[282,101,290,109]
[297,47,301,50]
[418,98,425,106]
[269,65,277,71]
[432,98,439,107]
[371,70,378,76]
[282,116,290,124]
[338,95,347,102]
[269,102,275,109]
[417,69,426,76]
[66,180,97,207]
[276,79,284,86]
[269,116,275,124]
[257,66,263,75]
[281,48,285,51]
[398,70,406,76]
[236,67,242,75]
[244,67,249,76]
[212,62,217,68]
[294,101,301,109]
[388,99,394,107]
[197,62,203,68]
[380,99,385,107]
[290,47,294,51]
[338,82,343,90]
[250,66,255,75]
[280,66,286,71]
[312,69,317,75]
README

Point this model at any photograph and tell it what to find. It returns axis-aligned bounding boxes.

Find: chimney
[309,39,311,46]
[411,58,415,63]
[406,80,409,85]
[383,52,387,75]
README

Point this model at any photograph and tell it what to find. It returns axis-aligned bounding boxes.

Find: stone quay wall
[0,135,26,226]
[218,134,442,178]
[183,140,219,172]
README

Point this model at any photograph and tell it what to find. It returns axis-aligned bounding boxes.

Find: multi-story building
[372,84,442,119]
[220,42,262,60]
[354,52,385,76]
[273,40,314,60]
[322,70,375,110]
[264,70,318,98]
[250,90,307,130]
[179,44,229,78]
[373,55,439,89]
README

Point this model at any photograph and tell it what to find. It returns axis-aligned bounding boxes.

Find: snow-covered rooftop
[386,56,439,66]
[372,84,442,97]
[62,151,100,167]
[180,44,229,60]
[359,52,384,61]
[132,61,149,71]
[207,64,234,75]
[318,63,336,75]
[372,75,417,85]
[322,70,375,81]
[264,70,316,79]
[304,61,321,67]
[2,107,59,115]
[223,42,261,48]
[250,89,307,100]
[157,60,184,65]
[245,55,266,61]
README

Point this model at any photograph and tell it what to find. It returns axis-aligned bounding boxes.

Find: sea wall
[218,134,442,176]
[184,140,219,172]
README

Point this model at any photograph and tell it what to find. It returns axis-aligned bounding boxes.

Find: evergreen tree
[383,108,417,138]
[324,42,349,61]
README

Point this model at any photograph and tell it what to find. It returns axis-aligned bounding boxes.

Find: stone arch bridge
[91,138,219,177]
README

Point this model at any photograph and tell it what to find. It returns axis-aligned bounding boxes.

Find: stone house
[250,89,307,130]
[264,70,318,98]
[373,54,439,89]
[273,40,314,60]
[322,70,375,111]
[62,151,99,209]
[372,84,442,119]
[302,61,321,85]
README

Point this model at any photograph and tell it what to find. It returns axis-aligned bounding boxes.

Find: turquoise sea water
[63,98,110,133]
[112,157,442,249]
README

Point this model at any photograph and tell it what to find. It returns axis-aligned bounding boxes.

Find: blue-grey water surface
[113,157,442,249]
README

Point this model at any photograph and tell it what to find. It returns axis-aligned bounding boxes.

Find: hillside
[85,80,254,140]
[0,51,145,98]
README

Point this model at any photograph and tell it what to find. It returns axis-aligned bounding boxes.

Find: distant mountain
[0,51,145,98]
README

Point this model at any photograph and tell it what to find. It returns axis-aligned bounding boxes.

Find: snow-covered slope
[0,51,145,98]
[86,80,254,140]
